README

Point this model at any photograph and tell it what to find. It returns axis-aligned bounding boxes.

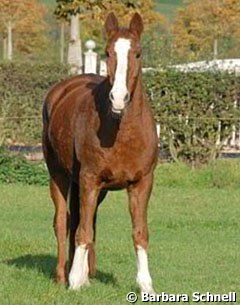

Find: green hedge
[0,62,69,144]
[144,70,240,165]
[1,62,240,164]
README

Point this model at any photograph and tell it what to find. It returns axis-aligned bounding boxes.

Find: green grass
[0,162,239,305]
[155,0,184,19]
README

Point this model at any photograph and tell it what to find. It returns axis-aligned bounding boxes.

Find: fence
[156,118,240,153]
[2,114,240,163]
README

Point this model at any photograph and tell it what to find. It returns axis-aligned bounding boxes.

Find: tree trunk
[7,20,13,60]
[3,35,7,60]
[213,38,218,60]
[67,14,83,74]
[60,22,65,63]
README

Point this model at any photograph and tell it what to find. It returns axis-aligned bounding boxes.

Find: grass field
[0,162,239,305]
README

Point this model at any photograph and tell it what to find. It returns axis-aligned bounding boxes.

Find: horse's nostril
[109,92,114,102]
[124,93,130,103]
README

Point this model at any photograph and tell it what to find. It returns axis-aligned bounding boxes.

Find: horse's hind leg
[88,189,108,277]
[50,174,69,284]
[127,173,155,294]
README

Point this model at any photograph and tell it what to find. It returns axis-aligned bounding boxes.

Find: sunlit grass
[0,162,239,304]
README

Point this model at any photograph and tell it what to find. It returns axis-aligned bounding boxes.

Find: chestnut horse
[42,13,158,293]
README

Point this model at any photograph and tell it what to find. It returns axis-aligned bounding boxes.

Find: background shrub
[1,62,240,165]
[144,69,240,165]
[0,62,69,144]
[0,148,48,185]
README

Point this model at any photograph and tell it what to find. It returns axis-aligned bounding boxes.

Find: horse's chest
[100,165,142,189]
[79,118,157,188]
[97,141,149,188]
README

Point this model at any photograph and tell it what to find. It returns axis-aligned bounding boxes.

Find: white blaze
[136,245,155,294]
[111,38,131,111]
[69,244,89,290]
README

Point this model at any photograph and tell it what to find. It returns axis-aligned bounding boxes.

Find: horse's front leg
[69,173,100,290]
[127,172,155,294]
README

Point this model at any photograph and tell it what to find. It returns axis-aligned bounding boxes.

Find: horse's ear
[104,12,119,37]
[129,13,144,37]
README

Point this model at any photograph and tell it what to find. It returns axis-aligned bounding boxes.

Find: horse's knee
[53,212,68,237]
[75,225,94,245]
[132,226,149,250]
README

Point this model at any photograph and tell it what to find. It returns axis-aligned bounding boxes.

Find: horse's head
[104,13,144,115]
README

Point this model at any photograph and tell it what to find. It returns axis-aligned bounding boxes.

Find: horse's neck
[96,75,145,147]
[125,74,146,119]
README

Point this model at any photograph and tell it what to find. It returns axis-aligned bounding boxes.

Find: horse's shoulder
[44,74,106,118]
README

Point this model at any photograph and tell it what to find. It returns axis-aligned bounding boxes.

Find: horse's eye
[106,51,110,58]
[136,53,141,59]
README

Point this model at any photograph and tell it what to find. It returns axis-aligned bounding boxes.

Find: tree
[172,0,240,61]
[0,0,47,60]
[92,0,167,66]
[54,0,103,71]
[0,0,23,60]
[54,0,166,69]
[15,1,47,56]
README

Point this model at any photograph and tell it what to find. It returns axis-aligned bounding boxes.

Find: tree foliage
[55,0,165,27]
[172,0,240,61]
[54,0,167,55]
[0,0,48,56]
[54,0,104,20]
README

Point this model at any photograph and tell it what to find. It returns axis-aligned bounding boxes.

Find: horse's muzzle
[109,91,130,115]
[111,106,124,115]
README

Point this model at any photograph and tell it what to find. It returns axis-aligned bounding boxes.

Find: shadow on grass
[5,254,56,279]
[5,254,118,286]
[95,270,118,286]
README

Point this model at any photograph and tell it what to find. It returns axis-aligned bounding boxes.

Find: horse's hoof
[68,263,90,289]
[137,274,155,295]
[141,288,156,295]
[68,273,90,290]
[55,271,66,285]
